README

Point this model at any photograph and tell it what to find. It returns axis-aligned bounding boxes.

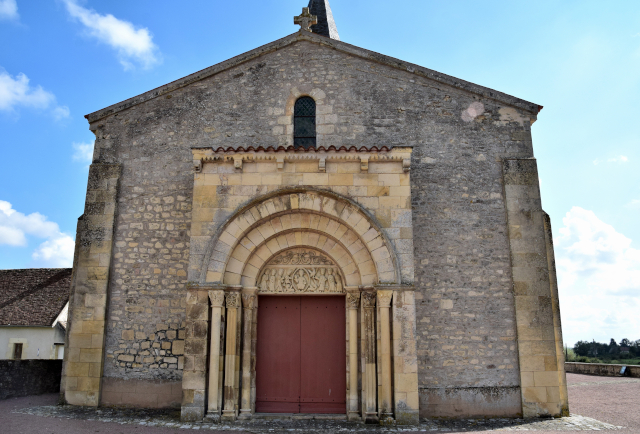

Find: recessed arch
[198,188,401,285]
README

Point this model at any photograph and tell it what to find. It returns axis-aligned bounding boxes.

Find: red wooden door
[255,295,346,414]
[300,296,346,413]
[255,296,301,413]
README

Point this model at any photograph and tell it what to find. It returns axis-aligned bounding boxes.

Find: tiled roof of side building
[0,268,72,327]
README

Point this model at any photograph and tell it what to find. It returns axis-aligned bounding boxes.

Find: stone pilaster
[391,287,419,425]
[181,287,210,421]
[62,163,121,407]
[503,158,566,417]
[542,213,569,416]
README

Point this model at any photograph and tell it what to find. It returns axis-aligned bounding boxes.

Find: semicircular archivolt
[225,228,371,287]
[203,191,399,285]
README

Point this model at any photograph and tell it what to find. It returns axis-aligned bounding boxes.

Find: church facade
[61,1,568,424]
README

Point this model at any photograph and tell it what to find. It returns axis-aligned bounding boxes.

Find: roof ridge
[0,268,72,313]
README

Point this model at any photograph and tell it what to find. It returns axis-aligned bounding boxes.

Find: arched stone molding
[199,188,401,285]
[237,230,364,287]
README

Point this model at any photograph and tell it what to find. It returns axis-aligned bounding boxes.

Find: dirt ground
[1,373,638,433]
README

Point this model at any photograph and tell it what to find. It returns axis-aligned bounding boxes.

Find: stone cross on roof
[294,7,318,32]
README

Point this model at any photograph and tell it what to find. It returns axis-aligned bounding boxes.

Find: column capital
[225,292,241,309]
[346,292,360,309]
[208,290,225,308]
[376,290,393,308]
[361,291,376,308]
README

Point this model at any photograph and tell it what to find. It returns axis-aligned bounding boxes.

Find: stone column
[222,292,241,420]
[346,291,360,421]
[239,288,257,419]
[377,290,393,421]
[207,290,225,419]
[361,291,378,423]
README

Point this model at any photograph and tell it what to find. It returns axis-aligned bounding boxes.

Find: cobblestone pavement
[3,373,638,433]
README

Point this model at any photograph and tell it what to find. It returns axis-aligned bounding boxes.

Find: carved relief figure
[259,272,269,293]
[315,268,327,292]
[257,249,345,294]
[327,268,337,293]
[269,269,277,293]
[275,269,284,293]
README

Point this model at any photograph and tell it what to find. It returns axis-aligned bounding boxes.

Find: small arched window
[294,96,316,149]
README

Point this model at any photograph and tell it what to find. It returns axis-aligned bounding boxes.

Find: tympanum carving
[257,249,344,294]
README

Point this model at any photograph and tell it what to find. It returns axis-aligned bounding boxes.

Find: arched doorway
[183,185,418,424]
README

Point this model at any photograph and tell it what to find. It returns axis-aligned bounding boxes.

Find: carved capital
[241,293,256,309]
[208,290,225,308]
[225,292,241,309]
[346,292,360,309]
[361,291,376,308]
[376,290,393,308]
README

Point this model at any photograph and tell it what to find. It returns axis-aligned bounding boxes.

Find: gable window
[13,343,23,360]
[294,96,316,149]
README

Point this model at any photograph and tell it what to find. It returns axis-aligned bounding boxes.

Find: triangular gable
[86,31,541,123]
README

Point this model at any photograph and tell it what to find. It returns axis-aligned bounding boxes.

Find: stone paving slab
[14,405,622,432]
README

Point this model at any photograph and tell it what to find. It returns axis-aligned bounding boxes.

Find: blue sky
[1,0,638,346]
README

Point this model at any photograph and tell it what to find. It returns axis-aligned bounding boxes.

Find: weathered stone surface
[64,27,563,420]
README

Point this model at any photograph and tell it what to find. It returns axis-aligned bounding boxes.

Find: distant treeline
[573,339,640,357]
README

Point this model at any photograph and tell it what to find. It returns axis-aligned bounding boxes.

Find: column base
[221,410,237,421]
[364,412,379,424]
[347,411,361,422]
[203,412,221,423]
[379,413,395,425]
[237,409,252,420]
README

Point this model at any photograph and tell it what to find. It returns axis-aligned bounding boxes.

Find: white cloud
[0,200,60,246]
[0,200,74,267]
[32,234,75,267]
[0,70,55,111]
[63,0,160,70]
[52,105,70,121]
[72,141,94,164]
[625,199,640,209]
[556,207,640,345]
[0,0,18,20]
[0,69,69,119]
[593,155,629,165]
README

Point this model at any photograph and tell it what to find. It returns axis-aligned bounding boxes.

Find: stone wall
[0,360,62,400]
[69,33,559,416]
[565,362,640,378]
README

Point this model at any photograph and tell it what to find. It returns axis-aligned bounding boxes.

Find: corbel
[233,156,243,172]
[193,159,202,173]
[318,157,326,173]
[403,158,411,172]
[277,155,284,171]
[360,156,369,172]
